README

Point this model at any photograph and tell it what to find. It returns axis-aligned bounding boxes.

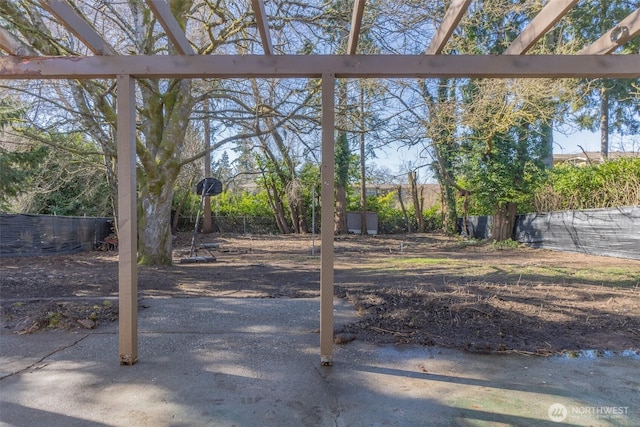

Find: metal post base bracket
[321,355,333,366]
[120,354,138,366]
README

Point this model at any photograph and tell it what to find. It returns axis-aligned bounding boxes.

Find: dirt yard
[1,233,639,356]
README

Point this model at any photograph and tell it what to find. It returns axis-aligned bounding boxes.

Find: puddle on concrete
[559,349,640,360]
[372,345,640,362]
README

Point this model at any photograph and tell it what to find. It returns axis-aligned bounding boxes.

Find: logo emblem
[548,403,568,422]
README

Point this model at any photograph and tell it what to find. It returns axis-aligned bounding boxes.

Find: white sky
[553,129,601,154]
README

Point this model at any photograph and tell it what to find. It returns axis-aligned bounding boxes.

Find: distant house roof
[553,151,639,165]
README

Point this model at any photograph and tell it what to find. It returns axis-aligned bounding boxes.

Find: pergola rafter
[38,0,115,55]
[251,0,273,55]
[426,0,473,55]
[580,8,640,55]
[504,0,579,55]
[0,26,35,56]
[145,0,195,55]
[0,0,638,367]
[347,0,366,55]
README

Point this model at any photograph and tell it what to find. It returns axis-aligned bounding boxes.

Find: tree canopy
[1,0,638,258]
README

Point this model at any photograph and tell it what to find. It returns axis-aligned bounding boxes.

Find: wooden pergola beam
[38,0,115,55]
[320,73,335,366]
[504,0,579,55]
[347,0,366,55]
[145,0,195,55]
[426,0,472,55]
[1,54,639,79]
[117,74,138,366]
[0,27,36,56]
[580,8,640,55]
[251,0,273,55]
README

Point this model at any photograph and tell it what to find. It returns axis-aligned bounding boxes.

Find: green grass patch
[504,265,640,287]
[391,257,461,266]
[387,258,638,287]
[570,267,640,287]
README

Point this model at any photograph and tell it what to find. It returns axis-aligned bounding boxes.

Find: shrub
[534,158,640,211]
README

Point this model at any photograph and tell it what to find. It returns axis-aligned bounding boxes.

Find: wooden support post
[320,73,335,366]
[117,74,138,365]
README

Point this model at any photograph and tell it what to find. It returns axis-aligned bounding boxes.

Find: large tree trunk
[335,185,348,233]
[288,180,308,234]
[541,120,554,169]
[359,85,367,236]
[264,178,291,234]
[442,187,458,235]
[138,182,175,265]
[408,171,425,232]
[334,79,350,235]
[294,202,308,233]
[600,84,609,162]
[460,190,470,237]
[202,101,213,233]
[274,192,291,234]
[432,152,458,235]
[285,180,308,234]
[426,78,458,235]
[397,185,410,233]
[492,202,517,242]
[136,76,193,265]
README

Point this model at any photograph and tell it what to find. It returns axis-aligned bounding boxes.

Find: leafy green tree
[0,145,47,212]
[0,100,43,211]
[1,100,109,215]
[212,151,234,185]
[2,133,110,216]
[442,1,562,239]
[564,2,640,160]
[458,79,553,239]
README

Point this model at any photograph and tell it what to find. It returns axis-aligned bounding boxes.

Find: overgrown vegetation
[172,184,444,235]
[534,158,640,212]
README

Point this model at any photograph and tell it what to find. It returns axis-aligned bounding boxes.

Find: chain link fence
[174,215,280,235]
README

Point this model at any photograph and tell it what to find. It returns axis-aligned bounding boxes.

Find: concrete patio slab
[1,297,638,426]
